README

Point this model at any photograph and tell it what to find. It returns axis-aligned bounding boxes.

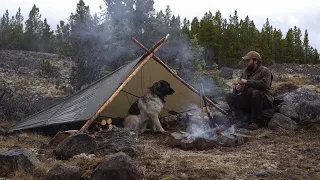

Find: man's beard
[246,64,255,71]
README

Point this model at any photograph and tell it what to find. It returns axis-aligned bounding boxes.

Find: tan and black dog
[124,80,175,133]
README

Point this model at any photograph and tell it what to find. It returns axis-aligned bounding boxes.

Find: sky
[1,0,320,50]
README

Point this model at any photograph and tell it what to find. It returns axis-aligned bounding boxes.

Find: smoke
[65,0,228,98]
[185,115,236,140]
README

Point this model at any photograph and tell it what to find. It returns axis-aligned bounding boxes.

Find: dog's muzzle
[168,88,175,95]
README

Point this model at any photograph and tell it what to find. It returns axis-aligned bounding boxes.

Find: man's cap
[242,51,262,61]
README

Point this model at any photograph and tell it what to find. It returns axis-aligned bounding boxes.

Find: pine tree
[239,16,250,55]
[283,28,294,63]
[292,26,304,63]
[272,28,283,63]
[260,18,273,65]
[55,20,71,55]
[41,18,54,52]
[190,17,200,37]
[213,11,223,62]
[24,5,43,51]
[69,0,103,90]
[10,8,24,49]
[313,49,320,64]
[198,11,215,65]
[181,18,190,36]
[0,10,11,49]
[303,29,309,63]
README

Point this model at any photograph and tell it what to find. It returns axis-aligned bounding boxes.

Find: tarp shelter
[8,36,222,133]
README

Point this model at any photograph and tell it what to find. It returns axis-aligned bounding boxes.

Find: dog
[123,80,175,134]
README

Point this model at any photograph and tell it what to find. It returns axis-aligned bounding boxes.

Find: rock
[46,164,80,180]
[279,105,299,121]
[0,147,40,177]
[219,67,233,79]
[54,133,97,160]
[217,135,245,147]
[166,132,184,148]
[312,75,320,84]
[0,126,6,135]
[49,130,80,147]
[296,100,320,123]
[193,137,219,150]
[280,87,320,110]
[253,170,268,177]
[300,147,320,153]
[95,128,138,157]
[92,152,141,180]
[17,67,30,74]
[268,113,298,131]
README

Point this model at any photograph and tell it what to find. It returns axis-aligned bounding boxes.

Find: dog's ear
[151,81,162,94]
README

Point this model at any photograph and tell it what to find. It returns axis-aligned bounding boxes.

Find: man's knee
[226,93,236,103]
[252,90,263,99]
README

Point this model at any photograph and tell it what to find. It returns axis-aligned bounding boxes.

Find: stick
[201,83,216,128]
[132,34,169,54]
[80,35,169,132]
[199,89,205,120]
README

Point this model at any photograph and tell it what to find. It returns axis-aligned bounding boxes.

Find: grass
[136,124,320,180]
[0,114,319,180]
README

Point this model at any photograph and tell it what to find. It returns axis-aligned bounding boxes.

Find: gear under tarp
[8,55,209,132]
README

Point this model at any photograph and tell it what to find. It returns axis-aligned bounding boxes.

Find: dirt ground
[136,124,320,180]
[1,123,319,180]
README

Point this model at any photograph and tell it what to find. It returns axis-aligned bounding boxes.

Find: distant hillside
[0,50,74,122]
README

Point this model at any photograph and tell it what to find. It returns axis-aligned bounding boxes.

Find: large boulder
[95,128,138,157]
[0,147,40,177]
[279,87,320,110]
[278,87,320,123]
[279,105,299,121]
[296,100,320,123]
[219,67,233,79]
[92,152,141,180]
[54,133,97,160]
[46,164,80,180]
[268,113,298,131]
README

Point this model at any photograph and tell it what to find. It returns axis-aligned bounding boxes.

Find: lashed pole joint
[79,34,170,132]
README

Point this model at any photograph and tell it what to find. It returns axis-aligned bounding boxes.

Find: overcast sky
[1,0,320,50]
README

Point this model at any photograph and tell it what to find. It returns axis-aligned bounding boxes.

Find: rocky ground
[0,123,319,180]
[0,50,74,122]
[0,50,320,179]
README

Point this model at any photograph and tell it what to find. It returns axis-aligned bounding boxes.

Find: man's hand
[235,83,242,91]
[240,79,247,84]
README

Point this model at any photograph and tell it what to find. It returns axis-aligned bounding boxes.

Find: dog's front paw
[161,130,171,135]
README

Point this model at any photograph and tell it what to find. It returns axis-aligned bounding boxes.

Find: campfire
[165,109,247,151]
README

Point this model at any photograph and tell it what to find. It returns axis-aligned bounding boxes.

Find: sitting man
[226,51,274,130]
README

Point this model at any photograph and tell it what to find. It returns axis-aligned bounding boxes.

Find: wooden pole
[132,37,227,115]
[199,90,205,120]
[80,35,170,132]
